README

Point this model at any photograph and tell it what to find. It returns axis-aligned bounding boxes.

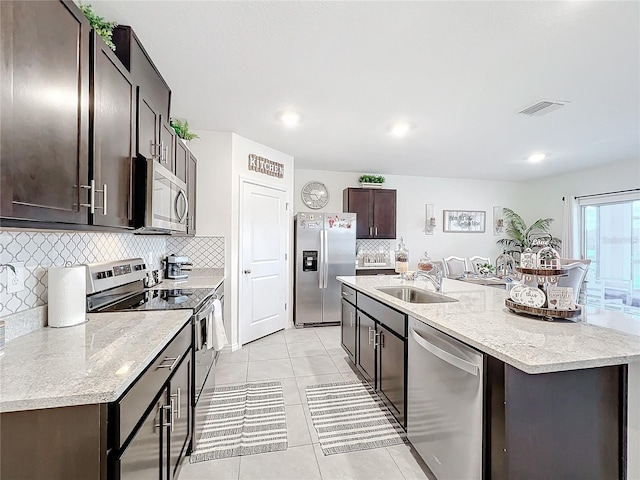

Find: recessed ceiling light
[528,153,546,163]
[279,110,301,127]
[390,122,413,137]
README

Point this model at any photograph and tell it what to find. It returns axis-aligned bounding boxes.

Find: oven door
[143,159,188,233]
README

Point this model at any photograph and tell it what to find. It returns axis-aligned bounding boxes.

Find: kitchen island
[337,275,640,480]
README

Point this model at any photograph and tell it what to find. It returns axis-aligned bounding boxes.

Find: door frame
[237,178,291,346]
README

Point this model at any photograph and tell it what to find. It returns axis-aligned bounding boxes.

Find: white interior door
[240,181,288,345]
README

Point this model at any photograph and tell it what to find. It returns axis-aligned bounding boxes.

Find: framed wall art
[443,210,486,233]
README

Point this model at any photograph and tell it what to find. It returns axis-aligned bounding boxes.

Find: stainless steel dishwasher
[407,317,484,480]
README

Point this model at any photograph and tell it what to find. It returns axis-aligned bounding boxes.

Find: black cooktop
[99,288,215,312]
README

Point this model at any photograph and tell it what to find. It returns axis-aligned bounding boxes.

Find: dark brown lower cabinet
[357,311,376,383]
[378,324,405,425]
[169,356,191,479]
[341,299,356,362]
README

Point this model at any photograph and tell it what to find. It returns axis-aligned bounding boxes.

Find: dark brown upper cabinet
[343,188,397,239]
[90,32,135,229]
[112,26,174,170]
[186,152,197,236]
[174,139,189,183]
[1,0,90,225]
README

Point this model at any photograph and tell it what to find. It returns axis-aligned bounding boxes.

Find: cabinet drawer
[357,292,406,337]
[113,321,191,449]
[341,284,356,305]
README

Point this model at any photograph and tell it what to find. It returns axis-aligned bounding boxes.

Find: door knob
[244,269,252,274]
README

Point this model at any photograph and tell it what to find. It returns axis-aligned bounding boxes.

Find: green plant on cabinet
[358,174,385,184]
[79,3,117,51]
[170,118,199,141]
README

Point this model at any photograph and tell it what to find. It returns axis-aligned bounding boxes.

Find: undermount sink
[376,286,458,304]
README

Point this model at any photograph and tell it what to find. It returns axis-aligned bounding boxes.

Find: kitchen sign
[248,154,284,178]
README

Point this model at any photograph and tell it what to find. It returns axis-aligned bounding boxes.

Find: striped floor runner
[189,381,287,462]
[305,381,406,455]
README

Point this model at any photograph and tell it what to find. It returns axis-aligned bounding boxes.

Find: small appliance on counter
[165,255,192,280]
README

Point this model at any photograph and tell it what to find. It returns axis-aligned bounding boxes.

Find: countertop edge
[337,276,640,375]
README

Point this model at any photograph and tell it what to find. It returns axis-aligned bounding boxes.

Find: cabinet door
[186,152,197,236]
[91,32,134,228]
[357,311,376,384]
[372,189,396,239]
[341,300,356,361]
[378,325,406,426]
[1,0,90,224]
[160,119,176,174]
[137,89,161,162]
[119,389,167,480]
[344,189,373,239]
[169,356,191,479]
[174,139,188,183]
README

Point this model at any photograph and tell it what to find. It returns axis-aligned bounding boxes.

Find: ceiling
[93,1,639,181]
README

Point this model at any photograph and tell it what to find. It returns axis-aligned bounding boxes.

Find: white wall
[190,131,294,350]
[295,169,524,268]
[518,157,640,240]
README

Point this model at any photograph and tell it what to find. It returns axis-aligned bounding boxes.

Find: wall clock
[301,181,329,210]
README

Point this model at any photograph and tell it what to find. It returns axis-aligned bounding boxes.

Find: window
[579,191,640,316]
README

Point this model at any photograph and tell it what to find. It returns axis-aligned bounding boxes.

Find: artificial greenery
[358,174,385,184]
[170,118,199,141]
[477,263,495,275]
[79,4,117,51]
[496,208,561,262]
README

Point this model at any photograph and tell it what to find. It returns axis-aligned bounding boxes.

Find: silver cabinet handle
[102,183,108,216]
[150,140,162,159]
[368,326,374,344]
[244,269,251,274]
[80,179,96,214]
[375,226,378,236]
[161,141,167,163]
[369,226,373,236]
[156,404,172,430]
[176,388,181,418]
[342,291,350,297]
[169,398,175,432]
[158,355,181,370]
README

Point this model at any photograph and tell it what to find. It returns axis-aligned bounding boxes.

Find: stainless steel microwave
[134,156,188,234]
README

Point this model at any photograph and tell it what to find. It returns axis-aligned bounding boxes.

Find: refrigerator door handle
[323,230,329,289]
[319,229,324,289]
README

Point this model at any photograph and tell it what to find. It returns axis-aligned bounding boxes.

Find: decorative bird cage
[495,253,515,277]
[537,246,561,270]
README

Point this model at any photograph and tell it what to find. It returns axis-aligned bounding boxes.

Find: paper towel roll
[48,265,87,328]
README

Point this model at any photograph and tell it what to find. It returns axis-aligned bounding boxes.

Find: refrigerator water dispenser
[303,251,318,271]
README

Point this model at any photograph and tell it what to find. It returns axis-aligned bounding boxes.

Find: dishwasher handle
[410,328,479,376]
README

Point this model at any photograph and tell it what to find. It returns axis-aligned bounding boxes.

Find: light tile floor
[180,326,434,480]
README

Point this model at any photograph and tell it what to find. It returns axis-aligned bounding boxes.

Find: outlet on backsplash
[6,262,25,293]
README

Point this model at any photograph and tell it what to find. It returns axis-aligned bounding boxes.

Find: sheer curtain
[561,196,579,258]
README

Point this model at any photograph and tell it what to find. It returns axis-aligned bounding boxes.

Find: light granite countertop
[337,275,640,374]
[154,268,224,290]
[0,310,192,413]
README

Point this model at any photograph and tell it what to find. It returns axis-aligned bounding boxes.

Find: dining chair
[557,260,591,304]
[442,256,467,276]
[468,256,491,274]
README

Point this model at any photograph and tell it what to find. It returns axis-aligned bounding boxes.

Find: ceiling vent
[518,99,569,117]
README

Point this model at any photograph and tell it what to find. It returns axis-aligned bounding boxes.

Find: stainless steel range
[85,258,223,455]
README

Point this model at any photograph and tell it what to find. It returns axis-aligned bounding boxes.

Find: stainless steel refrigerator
[294,212,356,326]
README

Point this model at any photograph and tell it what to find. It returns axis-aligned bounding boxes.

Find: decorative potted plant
[496,208,561,264]
[358,174,385,188]
[79,4,118,51]
[477,263,495,277]
[170,118,199,143]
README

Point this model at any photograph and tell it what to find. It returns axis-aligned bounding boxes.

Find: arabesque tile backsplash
[0,231,225,318]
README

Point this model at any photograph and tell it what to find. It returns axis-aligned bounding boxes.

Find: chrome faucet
[415,268,444,292]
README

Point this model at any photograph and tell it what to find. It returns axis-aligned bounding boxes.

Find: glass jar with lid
[417,251,434,272]
[395,237,409,275]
